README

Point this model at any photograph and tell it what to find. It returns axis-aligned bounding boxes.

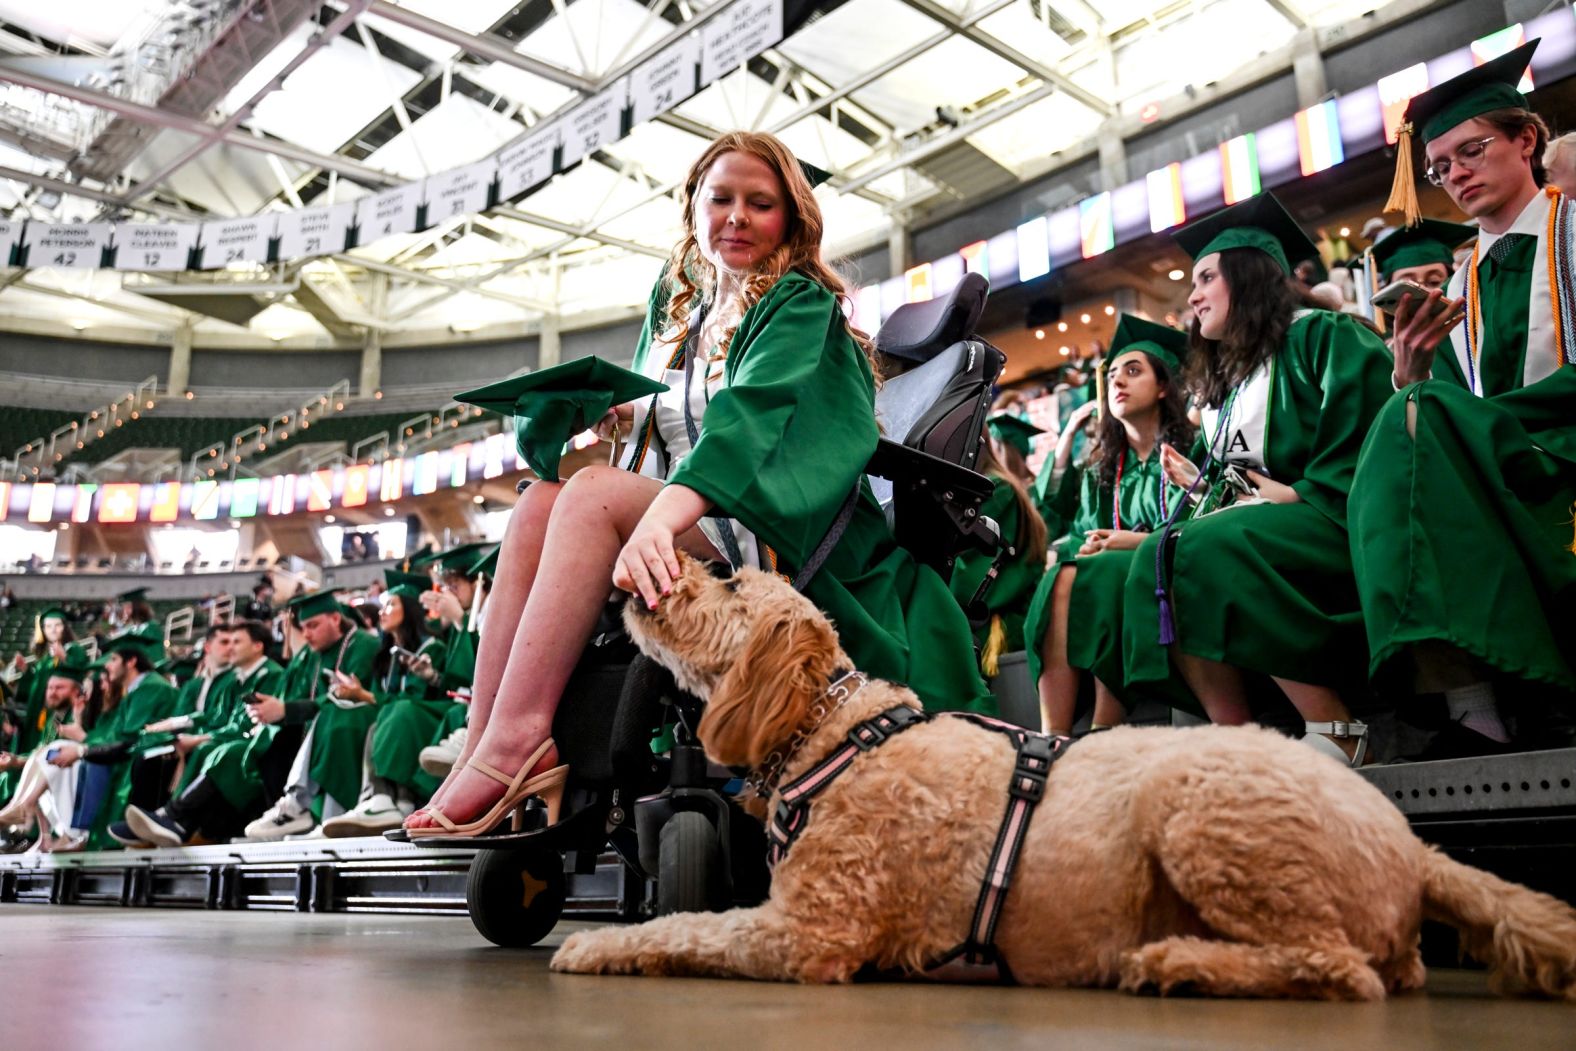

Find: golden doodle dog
[552,555,1576,999]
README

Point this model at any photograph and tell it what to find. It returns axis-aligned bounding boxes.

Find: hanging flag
[1147,163,1186,233]
[413,452,441,496]
[28,483,55,523]
[1472,24,1533,91]
[1377,64,1428,146]
[379,459,405,502]
[149,482,181,523]
[1295,100,1345,176]
[342,464,370,508]
[904,263,933,304]
[1016,217,1050,282]
[959,240,988,277]
[71,483,96,523]
[190,480,221,521]
[269,474,297,516]
[449,443,472,488]
[1079,192,1114,259]
[230,477,261,518]
[99,483,140,524]
[1219,134,1261,205]
[307,469,333,512]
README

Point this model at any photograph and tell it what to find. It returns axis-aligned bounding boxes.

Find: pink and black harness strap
[765,705,1072,982]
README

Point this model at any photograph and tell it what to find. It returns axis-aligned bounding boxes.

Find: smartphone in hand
[1370,279,1434,314]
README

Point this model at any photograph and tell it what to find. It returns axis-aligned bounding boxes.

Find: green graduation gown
[0,642,86,801]
[1022,446,1189,693]
[1350,190,1576,693]
[1120,310,1396,700]
[626,271,991,713]
[84,672,179,846]
[948,478,1046,657]
[192,658,287,807]
[299,629,382,814]
[368,634,453,800]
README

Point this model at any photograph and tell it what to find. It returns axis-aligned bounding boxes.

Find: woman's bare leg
[1037,565,1080,735]
[407,466,721,830]
[1091,679,1127,727]
[1172,651,1252,725]
[0,752,49,826]
[1275,678,1361,761]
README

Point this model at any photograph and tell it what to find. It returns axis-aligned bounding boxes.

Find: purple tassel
[1156,588,1176,645]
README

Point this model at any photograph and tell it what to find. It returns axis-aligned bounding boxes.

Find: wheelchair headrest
[875,272,989,364]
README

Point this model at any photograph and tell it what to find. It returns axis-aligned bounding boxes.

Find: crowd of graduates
[1,44,1573,853]
[0,542,493,853]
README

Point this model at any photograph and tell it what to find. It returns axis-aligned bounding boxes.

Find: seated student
[114,586,156,629]
[950,417,1048,681]
[417,546,494,778]
[5,626,176,850]
[1369,218,1475,296]
[1119,192,1395,765]
[1,609,87,805]
[236,591,381,840]
[1355,40,1576,756]
[406,130,991,839]
[1031,397,1099,545]
[122,620,287,848]
[318,571,451,836]
[1023,316,1197,735]
[0,651,92,851]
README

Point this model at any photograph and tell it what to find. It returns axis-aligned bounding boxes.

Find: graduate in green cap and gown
[1022,315,1197,735]
[0,648,93,848]
[1352,39,1576,753]
[1118,191,1396,765]
[221,589,379,839]
[948,415,1048,678]
[120,620,286,848]
[1,609,86,803]
[318,570,451,836]
[1370,218,1475,296]
[407,131,989,840]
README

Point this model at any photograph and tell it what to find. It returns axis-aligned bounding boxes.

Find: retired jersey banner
[21,222,111,269]
[113,223,199,271]
[497,124,559,202]
[700,0,784,87]
[276,202,355,261]
[199,216,277,269]
[356,182,425,243]
[426,161,495,223]
[632,38,699,125]
[560,88,625,167]
[0,219,24,267]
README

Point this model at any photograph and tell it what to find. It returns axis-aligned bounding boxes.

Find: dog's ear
[698,606,838,768]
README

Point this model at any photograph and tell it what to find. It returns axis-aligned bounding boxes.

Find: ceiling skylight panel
[247,34,422,155]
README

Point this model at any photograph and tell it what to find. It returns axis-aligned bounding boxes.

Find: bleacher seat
[52,409,435,467]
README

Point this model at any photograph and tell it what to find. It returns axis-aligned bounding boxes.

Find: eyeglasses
[1424,136,1499,187]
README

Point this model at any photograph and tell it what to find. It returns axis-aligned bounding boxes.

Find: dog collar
[745,669,868,799]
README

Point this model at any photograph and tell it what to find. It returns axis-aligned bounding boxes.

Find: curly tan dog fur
[551,556,1576,999]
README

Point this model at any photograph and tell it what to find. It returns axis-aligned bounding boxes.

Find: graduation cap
[37,607,67,624]
[986,413,1044,458]
[469,544,500,579]
[400,543,433,572]
[117,586,151,603]
[1172,191,1318,278]
[104,623,166,664]
[155,653,200,678]
[455,357,669,481]
[425,541,492,578]
[1384,40,1539,226]
[283,589,344,622]
[382,568,431,602]
[46,649,92,684]
[1370,219,1477,278]
[1108,314,1188,374]
[797,159,834,190]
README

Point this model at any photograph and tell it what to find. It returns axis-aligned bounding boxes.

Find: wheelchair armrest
[867,438,995,500]
[866,438,1002,577]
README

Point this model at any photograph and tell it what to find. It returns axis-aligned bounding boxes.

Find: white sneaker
[285,826,329,841]
[321,794,413,838]
[419,726,467,777]
[239,796,315,841]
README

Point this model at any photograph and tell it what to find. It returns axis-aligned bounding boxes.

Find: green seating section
[51,410,431,467]
[0,407,87,460]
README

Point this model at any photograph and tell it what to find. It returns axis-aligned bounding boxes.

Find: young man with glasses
[1348,39,1576,758]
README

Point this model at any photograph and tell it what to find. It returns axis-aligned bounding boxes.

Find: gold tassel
[1384,121,1423,228]
[980,614,1007,679]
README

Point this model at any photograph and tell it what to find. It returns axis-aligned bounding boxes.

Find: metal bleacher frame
[0,837,644,919]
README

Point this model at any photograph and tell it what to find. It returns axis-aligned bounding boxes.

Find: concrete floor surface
[3,908,1571,1050]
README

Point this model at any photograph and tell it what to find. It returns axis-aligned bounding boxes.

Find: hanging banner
[632,38,700,125]
[560,85,626,167]
[0,219,23,267]
[20,222,112,269]
[112,223,200,271]
[700,0,784,87]
[277,201,355,261]
[356,181,425,243]
[426,160,495,224]
[199,215,278,269]
[497,123,559,202]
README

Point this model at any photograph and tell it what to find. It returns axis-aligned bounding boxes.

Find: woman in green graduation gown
[1023,316,1196,735]
[950,418,1048,680]
[406,131,991,838]
[1119,192,1396,764]
[1352,40,1576,754]
[319,573,450,835]
[1,611,86,803]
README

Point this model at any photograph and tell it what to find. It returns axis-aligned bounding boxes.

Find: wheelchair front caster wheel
[466,846,567,947]
[656,810,726,916]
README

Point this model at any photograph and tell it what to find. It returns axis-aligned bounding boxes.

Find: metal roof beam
[895,0,1114,117]
[363,0,596,93]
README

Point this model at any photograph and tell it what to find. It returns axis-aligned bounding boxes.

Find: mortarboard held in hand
[455,357,669,481]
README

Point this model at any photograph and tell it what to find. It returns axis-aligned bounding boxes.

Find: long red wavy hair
[659,131,878,380]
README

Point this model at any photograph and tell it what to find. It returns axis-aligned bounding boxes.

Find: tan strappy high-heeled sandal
[406,738,568,840]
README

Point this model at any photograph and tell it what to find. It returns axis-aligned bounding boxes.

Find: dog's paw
[1117,941,1191,996]
[551,928,636,975]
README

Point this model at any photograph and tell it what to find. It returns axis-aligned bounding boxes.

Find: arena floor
[7,908,1572,1050]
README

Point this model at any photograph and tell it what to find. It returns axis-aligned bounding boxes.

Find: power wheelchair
[414,274,1013,947]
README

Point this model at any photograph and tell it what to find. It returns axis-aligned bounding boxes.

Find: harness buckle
[848,706,924,751]
[1009,736,1055,802]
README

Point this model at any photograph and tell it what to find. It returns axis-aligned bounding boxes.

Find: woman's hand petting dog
[553,555,1576,1000]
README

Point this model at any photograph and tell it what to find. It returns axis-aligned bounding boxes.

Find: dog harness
[765,704,1072,981]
